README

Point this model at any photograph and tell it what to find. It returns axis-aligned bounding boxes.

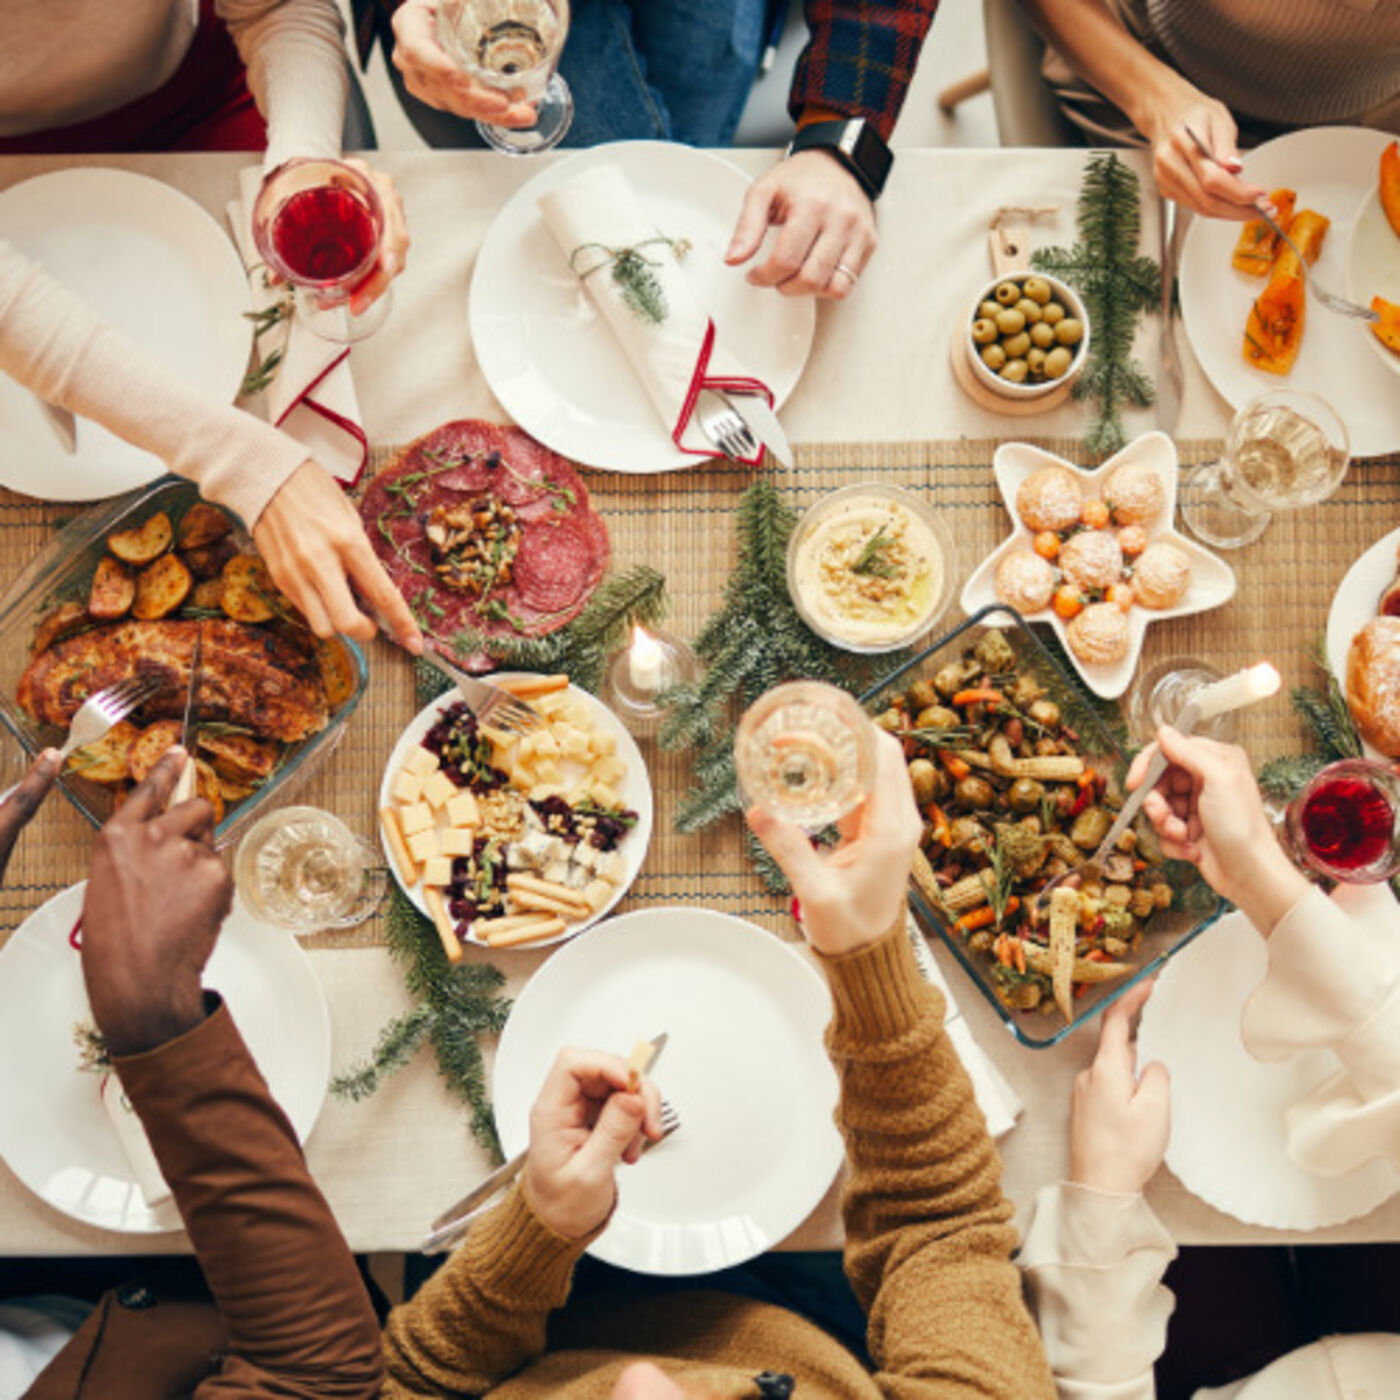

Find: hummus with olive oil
[793,498,944,647]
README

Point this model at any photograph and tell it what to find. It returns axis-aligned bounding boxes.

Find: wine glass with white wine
[1181,390,1349,549]
[436,0,572,155]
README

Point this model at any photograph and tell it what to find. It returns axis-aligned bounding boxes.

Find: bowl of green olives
[965,272,1090,400]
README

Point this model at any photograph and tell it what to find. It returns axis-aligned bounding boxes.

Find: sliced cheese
[391,768,426,804]
[439,828,477,857]
[421,769,458,811]
[407,827,440,864]
[446,790,480,829]
[421,855,454,888]
[403,747,440,777]
[399,802,434,837]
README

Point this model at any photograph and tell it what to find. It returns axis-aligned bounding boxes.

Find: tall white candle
[628,624,667,694]
[1189,662,1281,723]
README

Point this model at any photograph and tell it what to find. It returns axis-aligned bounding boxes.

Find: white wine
[438,0,563,99]
[1227,402,1348,510]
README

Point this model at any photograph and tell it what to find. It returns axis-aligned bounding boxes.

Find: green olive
[1041,301,1065,326]
[1055,317,1084,346]
[1030,322,1056,350]
[1002,331,1031,359]
[1043,345,1073,379]
[995,281,1021,305]
[994,307,1026,335]
[971,317,998,346]
[1023,276,1052,304]
[1026,347,1048,376]
[979,299,1002,320]
[1000,357,1030,384]
[981,342,1007,371]
[1015,297,1042,325]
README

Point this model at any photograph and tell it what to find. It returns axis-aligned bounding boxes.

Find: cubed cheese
[531,783,567,802]
[403,747,440,777]
[583,878,613,912]
[421,855,454,887]
[534,759,562,786]
[589,730,618,758]
[573,843,600,873]
[533,729,560,760]
[592,756,626,786]
[421,769,458,810]
[557,726,590,761]
[407,827,440,864]
[597,851,627,883]
[543,859,571,886]
[439,828,477,857]
[391,769,426,804]
[588,783,622,810]
[446,791,480,828]
[399,802,434,837]
[480,724,516,751]
[517,830,558,868]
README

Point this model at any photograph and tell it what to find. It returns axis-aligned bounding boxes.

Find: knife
[420,1031,669,1255]
[1156,197,1185,437]
[169,629,203,806]
[723,391,793,468]
[33,394,77,454]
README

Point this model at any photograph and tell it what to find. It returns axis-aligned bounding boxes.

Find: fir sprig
[570,236,692,326]
[1257,638,1362,802]
[1032,154,1160,456]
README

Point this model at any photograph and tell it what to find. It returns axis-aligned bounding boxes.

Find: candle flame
[1247,662,1281,698]
[631,624,663,663]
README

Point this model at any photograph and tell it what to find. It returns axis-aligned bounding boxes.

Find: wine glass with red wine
[1284,759,1400,885]
[252,158,390,343]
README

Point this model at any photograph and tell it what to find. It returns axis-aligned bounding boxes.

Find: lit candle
[628,624,667,694]
[1188,662,1281,724]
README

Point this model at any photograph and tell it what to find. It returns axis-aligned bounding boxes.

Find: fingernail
[39,748,61,774]
[168,744,187,762]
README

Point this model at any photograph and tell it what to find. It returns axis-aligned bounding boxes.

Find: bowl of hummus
[787,485,955,653]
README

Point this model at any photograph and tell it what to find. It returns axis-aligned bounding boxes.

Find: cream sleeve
[217,0,349,169]
[0,239,309,526]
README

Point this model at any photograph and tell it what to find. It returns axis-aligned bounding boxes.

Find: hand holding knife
[168,630,203,807]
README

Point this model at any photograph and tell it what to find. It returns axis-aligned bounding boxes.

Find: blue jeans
[388,0,766,148]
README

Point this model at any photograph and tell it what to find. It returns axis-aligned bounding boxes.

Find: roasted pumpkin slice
[1382,141,1400,239]
[1273,208,1330,281]
[1245,276,1305,375]
[1372,296,1400,356]
[1231,189,1296,275]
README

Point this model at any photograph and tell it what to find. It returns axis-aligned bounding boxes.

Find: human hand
[253,459,422,650]
[747,731,921,956]
[81,749,234,1057]
[0,748,60,883]
[1127,726,1307,932]
[391,0,538,128]
[522,1047,663,1239]
[725,151,877,299]
[1137,87,1268,221]
[339,158,410,316]
[1069,979,1169,1195]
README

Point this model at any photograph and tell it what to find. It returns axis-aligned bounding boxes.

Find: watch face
[851,123,893,192]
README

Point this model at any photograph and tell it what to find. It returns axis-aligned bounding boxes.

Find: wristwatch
[786,118,893,201]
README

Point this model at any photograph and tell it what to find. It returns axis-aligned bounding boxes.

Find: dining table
[1,143,1398,1260]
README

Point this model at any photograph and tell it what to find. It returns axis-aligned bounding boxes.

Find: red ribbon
[672,320,773,467]
[271,347,369,489]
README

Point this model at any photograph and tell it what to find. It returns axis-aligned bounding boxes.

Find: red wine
[271,186,375,285]
[1300,776,1394,872]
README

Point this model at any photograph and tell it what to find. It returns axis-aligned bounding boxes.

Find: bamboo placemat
[2,440,1396,949]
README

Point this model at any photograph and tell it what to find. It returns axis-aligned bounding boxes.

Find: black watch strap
[786,118,893,201]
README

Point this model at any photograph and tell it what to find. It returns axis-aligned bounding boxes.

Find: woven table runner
[2,440,1396,948]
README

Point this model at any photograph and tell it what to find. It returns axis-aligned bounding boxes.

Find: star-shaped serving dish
[960,432,1237,699]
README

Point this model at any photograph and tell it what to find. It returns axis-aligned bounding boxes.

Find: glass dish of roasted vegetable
[862,604,1225,1047]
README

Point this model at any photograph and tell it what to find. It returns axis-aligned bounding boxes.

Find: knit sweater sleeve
[0,239,310,527]
[821,925,1056,1398]
[216,0,349,169]
[381,1183,599,1398]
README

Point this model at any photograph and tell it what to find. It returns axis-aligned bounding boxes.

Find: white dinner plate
[0,168,251,501]
[1137,907,1400,1230]
[469,141,815,473]
[1324,524,1400,761]
[1179,126,1398,458]
[493,908,842,1274]
[1346,184,1400,380]
[0,883,330,1234]
[960,432,1237,699]
[378,679,653,948]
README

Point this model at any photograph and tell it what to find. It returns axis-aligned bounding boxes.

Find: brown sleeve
[113,997,384,1399]
[818,926,1055,1399]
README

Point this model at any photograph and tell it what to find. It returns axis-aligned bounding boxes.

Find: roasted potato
[220,554,278,624]
[196,730,279,784]
[183,537,239,581]
[132,553,193,621]
[88,556,135,620]
[189,577,224,611]
[32,602,89,657]
[127,719,183,783]
[176,503,233,551]
[107,511,172,566]
[316,638,358,710]
[68,720,140,784]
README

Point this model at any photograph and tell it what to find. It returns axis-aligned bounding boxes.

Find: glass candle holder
[602,625,697,737]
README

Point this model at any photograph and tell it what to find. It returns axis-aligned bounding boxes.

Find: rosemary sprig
[240,347,284,398]
[569,235,692,326]
[851,525,898,579]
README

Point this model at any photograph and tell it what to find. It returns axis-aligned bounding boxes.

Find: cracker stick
[482,916,566,948]
[495,673,569,698]
[422,886,463,965]
[379,805,418,886]
[625,1038,655,1094]
[1048,888,1080,1023]
[507,873,591,907]
[473,912,551,937]
[509,890,590,920]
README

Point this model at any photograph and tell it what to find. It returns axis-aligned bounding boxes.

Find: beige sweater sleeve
[0,239,310,526]
[216,0,349,169]
[822,926,1057,1399]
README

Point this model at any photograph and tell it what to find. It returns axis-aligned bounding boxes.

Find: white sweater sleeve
[216,0,349,168]
[1020,1183,1175,1400]
[0,239,309,526]
[1240,883,1400,1177]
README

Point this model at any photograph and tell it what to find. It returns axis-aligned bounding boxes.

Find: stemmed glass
[1180,390,1349,549]
[436,0,573,154]
[1282,760,1400,885]
[251,158,391,343]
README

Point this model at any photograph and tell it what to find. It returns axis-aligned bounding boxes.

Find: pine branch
[1258,752,1327,803]
[330,1005,434,1101]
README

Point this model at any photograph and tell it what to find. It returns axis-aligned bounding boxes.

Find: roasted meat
[18,618,328,743]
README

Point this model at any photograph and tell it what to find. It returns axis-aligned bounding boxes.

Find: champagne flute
[1181,390,1349,549]
[436,0,573,155]
[251,158,391,343]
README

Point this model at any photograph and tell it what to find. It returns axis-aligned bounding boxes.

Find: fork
[419,1099,682,1255]
[1183,125,1379,323]
[417,647,542,738]
[695,389,760,462]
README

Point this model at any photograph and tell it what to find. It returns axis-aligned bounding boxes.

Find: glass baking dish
[861,603,1225,1048]
[0,476,367,849]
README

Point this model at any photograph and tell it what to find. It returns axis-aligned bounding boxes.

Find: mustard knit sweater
[382,926,1056,1399]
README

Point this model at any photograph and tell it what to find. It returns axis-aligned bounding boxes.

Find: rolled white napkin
[99,1072,172,1209]
[227,167,368,487]
[537,165,774,465]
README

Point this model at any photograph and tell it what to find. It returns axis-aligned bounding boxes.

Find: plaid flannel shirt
[789,0,940,141]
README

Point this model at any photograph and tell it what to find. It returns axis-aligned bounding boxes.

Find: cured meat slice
[512,517,601,614]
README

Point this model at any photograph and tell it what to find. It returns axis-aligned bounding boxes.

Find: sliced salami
[512,517,600,614]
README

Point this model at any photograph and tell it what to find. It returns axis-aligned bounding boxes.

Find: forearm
[822,926,1054,1397]
[218,0,349,167]
[383,1183,595,1397]
[116,1000,383,1398]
